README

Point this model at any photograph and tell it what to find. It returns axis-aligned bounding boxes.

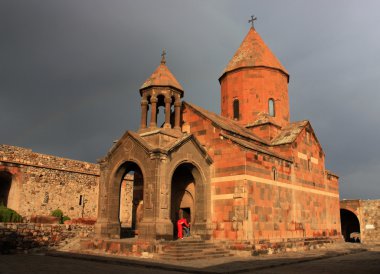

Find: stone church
[0,24,341,244]
[95,25,341,242]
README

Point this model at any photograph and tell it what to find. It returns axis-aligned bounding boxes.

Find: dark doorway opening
[0,171,12,207]
[171,164,195,239]
[181,207,191,223]
[118,162,144,238]
[340,209,360,242]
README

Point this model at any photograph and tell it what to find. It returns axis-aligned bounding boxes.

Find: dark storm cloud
[1,0,379,199]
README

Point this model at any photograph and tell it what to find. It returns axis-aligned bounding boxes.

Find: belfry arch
[340,209,360,242]
[139,50,183,132]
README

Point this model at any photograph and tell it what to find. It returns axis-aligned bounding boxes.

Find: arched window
[272,167,278,181]
[233,99,240,120]
[306,130,310,144]
[308,159,312,171]
[268,98,275,117]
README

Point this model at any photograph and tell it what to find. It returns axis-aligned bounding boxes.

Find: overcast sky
[1,0,379,199]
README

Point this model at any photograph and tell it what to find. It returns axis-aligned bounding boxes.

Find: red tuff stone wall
[0,145,99,219]
[182,105,341,243]
[220,68,289,127]
[287,127,327,191]
[248,124,282,141]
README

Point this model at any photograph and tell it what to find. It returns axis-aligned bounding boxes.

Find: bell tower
[139,50,184,132]
[219,18,290,128]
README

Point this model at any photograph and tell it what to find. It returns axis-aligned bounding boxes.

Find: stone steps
[162,243,217,250]
[163,248,227,255]
[158,239,231,261]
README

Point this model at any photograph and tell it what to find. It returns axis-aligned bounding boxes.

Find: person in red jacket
[177,218,190,239]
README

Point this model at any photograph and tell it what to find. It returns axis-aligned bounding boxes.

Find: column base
[192,221,213,240]
[94,220,121,239]
[138,219,173,240]
[155,219,174,240]
[163,123,171,129]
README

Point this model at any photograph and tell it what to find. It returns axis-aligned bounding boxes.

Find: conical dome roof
[220,27,288,80]
[140,54,183,95]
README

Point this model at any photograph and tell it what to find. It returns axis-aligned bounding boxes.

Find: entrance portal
[0,171,12,207]
[340,209,360,242]
[171,164,195,239]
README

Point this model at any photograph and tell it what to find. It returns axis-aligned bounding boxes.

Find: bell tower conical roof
[140,52,184,96]
[219,27,289,81]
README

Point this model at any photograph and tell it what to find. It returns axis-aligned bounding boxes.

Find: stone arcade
[94,24,342,242]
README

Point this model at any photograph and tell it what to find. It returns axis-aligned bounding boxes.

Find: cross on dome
[249,15,257,28]
[161,49,166,64]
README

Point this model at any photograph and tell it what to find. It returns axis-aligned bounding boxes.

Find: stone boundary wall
[0,144,100,219]
[360,200,380,244]
[340,199,380,244]
[0,222,94,253]
[0,144,99,175]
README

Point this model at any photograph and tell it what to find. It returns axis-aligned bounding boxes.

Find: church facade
[95,25,341,242]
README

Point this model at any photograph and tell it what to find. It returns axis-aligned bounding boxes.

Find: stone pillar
[140,96,148,129]
[149,96,158,128]
[138,156,158,240]
[156,155,173,240]
[95,162,121,238]
[174,96,181,130]
[164,96,172,129]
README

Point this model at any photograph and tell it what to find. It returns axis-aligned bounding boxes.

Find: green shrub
[51,209,71,224]
[62,216,71,223]
[51,209,63,219]
[0,205,23,222]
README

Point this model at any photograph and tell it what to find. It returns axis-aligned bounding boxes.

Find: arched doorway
[340,209,360,242]
[171,163,197,239]
[0,171,12,207]
[116,162,144,238]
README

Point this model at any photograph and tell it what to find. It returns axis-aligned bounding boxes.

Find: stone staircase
[158,239,231,261]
